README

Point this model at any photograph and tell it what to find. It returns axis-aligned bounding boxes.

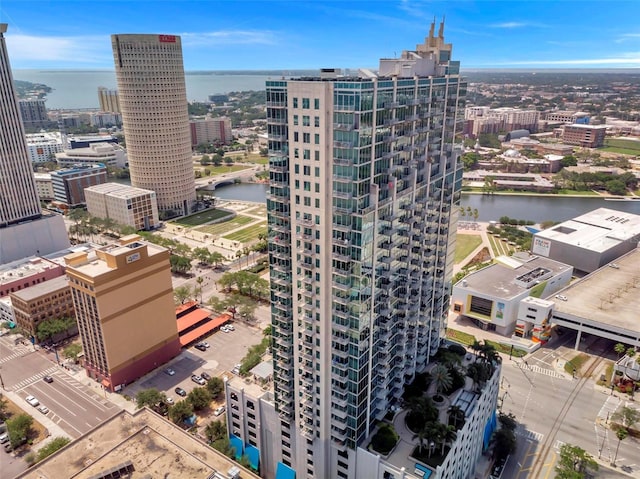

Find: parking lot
[124,319,265,404]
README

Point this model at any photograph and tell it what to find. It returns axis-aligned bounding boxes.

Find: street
[498,333,640,478]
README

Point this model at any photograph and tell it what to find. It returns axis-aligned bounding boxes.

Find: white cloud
[5,34,110,64]
[491,22,527,29]
[616,33,640,43]
[180,30,278,47]
[489,53,640,66]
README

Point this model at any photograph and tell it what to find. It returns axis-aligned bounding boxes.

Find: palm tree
[613,428,628,466]
[448,405,465,429]
[413,428,430,455]
[438,423,458,455]
[470,340,483,360]
[431,364,453,399]
[614,343,626,359]
[472,208,479,222]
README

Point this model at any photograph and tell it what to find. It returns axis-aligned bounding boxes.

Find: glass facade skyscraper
[264,23,467,478]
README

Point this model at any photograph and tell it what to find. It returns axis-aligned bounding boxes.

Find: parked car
[202,341,210,348]
[165,368,176,376]
[201,372,211,381]
[232,364,241,375]
[165,397,174,405]
[225,324,235,331]
[191,375,206,385]
[175,387,187,397]
[214,405,226,417]
[194,343,207,352]
[0,433,9,444]
[555,294,568,301]
[43,376,54,383]
[38,405,49,415]
[25,395,39,407]
[220,326,230,333]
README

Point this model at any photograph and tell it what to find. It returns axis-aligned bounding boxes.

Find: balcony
[267,116,287,124]
[334,123,355,131]
[296,232,314,241]
[333,223,352,233]
[334,190,353,200]
[333,157,353,166]
[270,165,288,173]
[270,134,287,142]
[333,140,354,149]
[266,100,286,108]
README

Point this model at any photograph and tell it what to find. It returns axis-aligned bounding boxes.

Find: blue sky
[2,0,640,70]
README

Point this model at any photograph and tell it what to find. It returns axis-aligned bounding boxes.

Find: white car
[220,326,230,333]
[555,294,568,302]
[38,405,49,415]
[226,324,235,331]
[25,395,39,407]
[165,397,174,405]
[214,405,226,417]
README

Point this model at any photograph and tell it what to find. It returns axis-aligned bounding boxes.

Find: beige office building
[85,183,159,230]
[65,235,180,391]
[111,33,196,217]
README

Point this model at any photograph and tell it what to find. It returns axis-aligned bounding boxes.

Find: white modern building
[230,21,497,479]
[451,253,573,338]
[532,208,640,274]
[85,183,159,231]
[111,33,196,216]
[56,142,127,169]
[90,111,122,128]
[189,117,233,146]
[0,23,69,264]
[0,296,15,323]
[25,132,64,163]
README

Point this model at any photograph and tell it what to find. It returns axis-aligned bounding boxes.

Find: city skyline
[1,0,639,70]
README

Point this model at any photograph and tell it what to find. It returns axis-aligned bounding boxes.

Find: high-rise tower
[0,24,69,264]
[0,24,43,227]
[111,33,196,217]
[264,22,466,478]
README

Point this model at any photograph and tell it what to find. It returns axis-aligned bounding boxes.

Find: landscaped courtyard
[195,215,255,236]
[224,222,267,243]
[171,208,233,227]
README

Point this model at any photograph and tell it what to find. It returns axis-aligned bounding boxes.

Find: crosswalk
[0,346,34,365]
[512,361,567,380]
[516,427,544,442]
[598,395,620,421]
[12,366,58,391]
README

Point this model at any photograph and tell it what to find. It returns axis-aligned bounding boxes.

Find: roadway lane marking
[12,366,58,391]
[27,383,81,416]
[516,427,544,442]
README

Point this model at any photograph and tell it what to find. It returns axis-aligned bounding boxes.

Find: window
[303,115,310,126]
[314,151,320,161]
[295,164,300,174]
[314,98,320,109]
[303,133,310,143]
[304,181,311,191]
[314,133,320,144]
[294,147,300,158]
[304,197,311,206]
[304,149,311,160]
[293,98,298,108]
[315,198,320,208]
[302,98,310,109]
[293,115,299,126]
[314,116,320,127]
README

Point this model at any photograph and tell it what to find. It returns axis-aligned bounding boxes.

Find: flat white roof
[85,182,155,199]
[565,123,608,129]
[534,208,640,252]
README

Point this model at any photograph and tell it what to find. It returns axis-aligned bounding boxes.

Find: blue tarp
[483,410,498,451]
[526,226,541,234]
[415,463,433,478]
[245,444,260,470]
[230,435,244,460]
[275,462,296,479]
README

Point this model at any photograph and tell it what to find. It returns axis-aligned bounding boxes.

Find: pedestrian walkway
[0,344,34,365]
[598,396,621,422]
[512,361,568,380]
[12,366,58,392]
[516,426,544,442]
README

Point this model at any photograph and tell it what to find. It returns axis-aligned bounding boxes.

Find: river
[212,183,640,223]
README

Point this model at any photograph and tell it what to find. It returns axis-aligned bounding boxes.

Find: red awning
[178,313,232,346]
[175,301,198,318]
[176,308,211,333]
[101,379,111,388]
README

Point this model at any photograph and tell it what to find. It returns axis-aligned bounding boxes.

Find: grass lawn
[196,164,252,175]
[446,328,476,346]
[597,361,615,388]
[485,340,527,358]
[564,353,589,375]
[196,215,254,235]
[604,138,640,150]
[554,189,600,196]
[172,208,233,227]
[224,222,268,243]
[599,146,640,156]
[226,152,268,164]
[455,234,482,264]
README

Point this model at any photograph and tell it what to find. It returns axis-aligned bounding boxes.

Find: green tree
[6,413,34,448]
[200,154,211,165]
[431,364,453,398]
[206,377,225,399]
[135,388,166,409]
[460,152,481,170]
[62,343,82,362]
[170,254,192,275]
[613,428,628,466]
[614,343,627,358]
[205,419,227,443]
[36,436,71,462]
[555,443,598,478]
[611,405,639,431]
[193,247,213,265]
[606,179,627,196]
[212,154,223,166]
[212,436,236,458]
[0,394,8,421]
[173,285,192,305]
[168,400,193,425]
[492,428,516,461]
[224,156,234,165]
[560,155,578,168]
[187,387,212,411]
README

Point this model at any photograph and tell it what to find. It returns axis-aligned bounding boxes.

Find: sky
[1,0,640,70]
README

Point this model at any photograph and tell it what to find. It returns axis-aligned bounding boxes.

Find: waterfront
[14,69,312,109]
[212,183,640,223]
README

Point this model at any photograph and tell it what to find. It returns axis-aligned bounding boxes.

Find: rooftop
[0,257,61,286]
[456,253,572,299]
[10,275,69,301]
[18,408,260,479]
[564,123,608,130]
[534,208,640,252]
[553,248,640,333]
[85,182,155,199]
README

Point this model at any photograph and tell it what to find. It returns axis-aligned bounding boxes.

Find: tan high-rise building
[97,87,120,113]
[65,235,180,391]
[111,33,196,217]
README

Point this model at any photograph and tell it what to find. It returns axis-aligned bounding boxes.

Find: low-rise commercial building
[544,111,590,124]
[24,132,64,163]
[56,142,127,169]
[90,111,122,128]
[562,124,608,148]
[85,182,159,230]
[532,208,640,274]
[10,275,75,341]
[451,253,573,337]
[463,170,555,192]
[64,235,180,391]
[0,256,65,298]
[50,163,107,207]
[33,173,54,201]
[68,134,119,150]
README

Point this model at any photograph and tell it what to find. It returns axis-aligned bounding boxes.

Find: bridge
[194,165,262,191]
